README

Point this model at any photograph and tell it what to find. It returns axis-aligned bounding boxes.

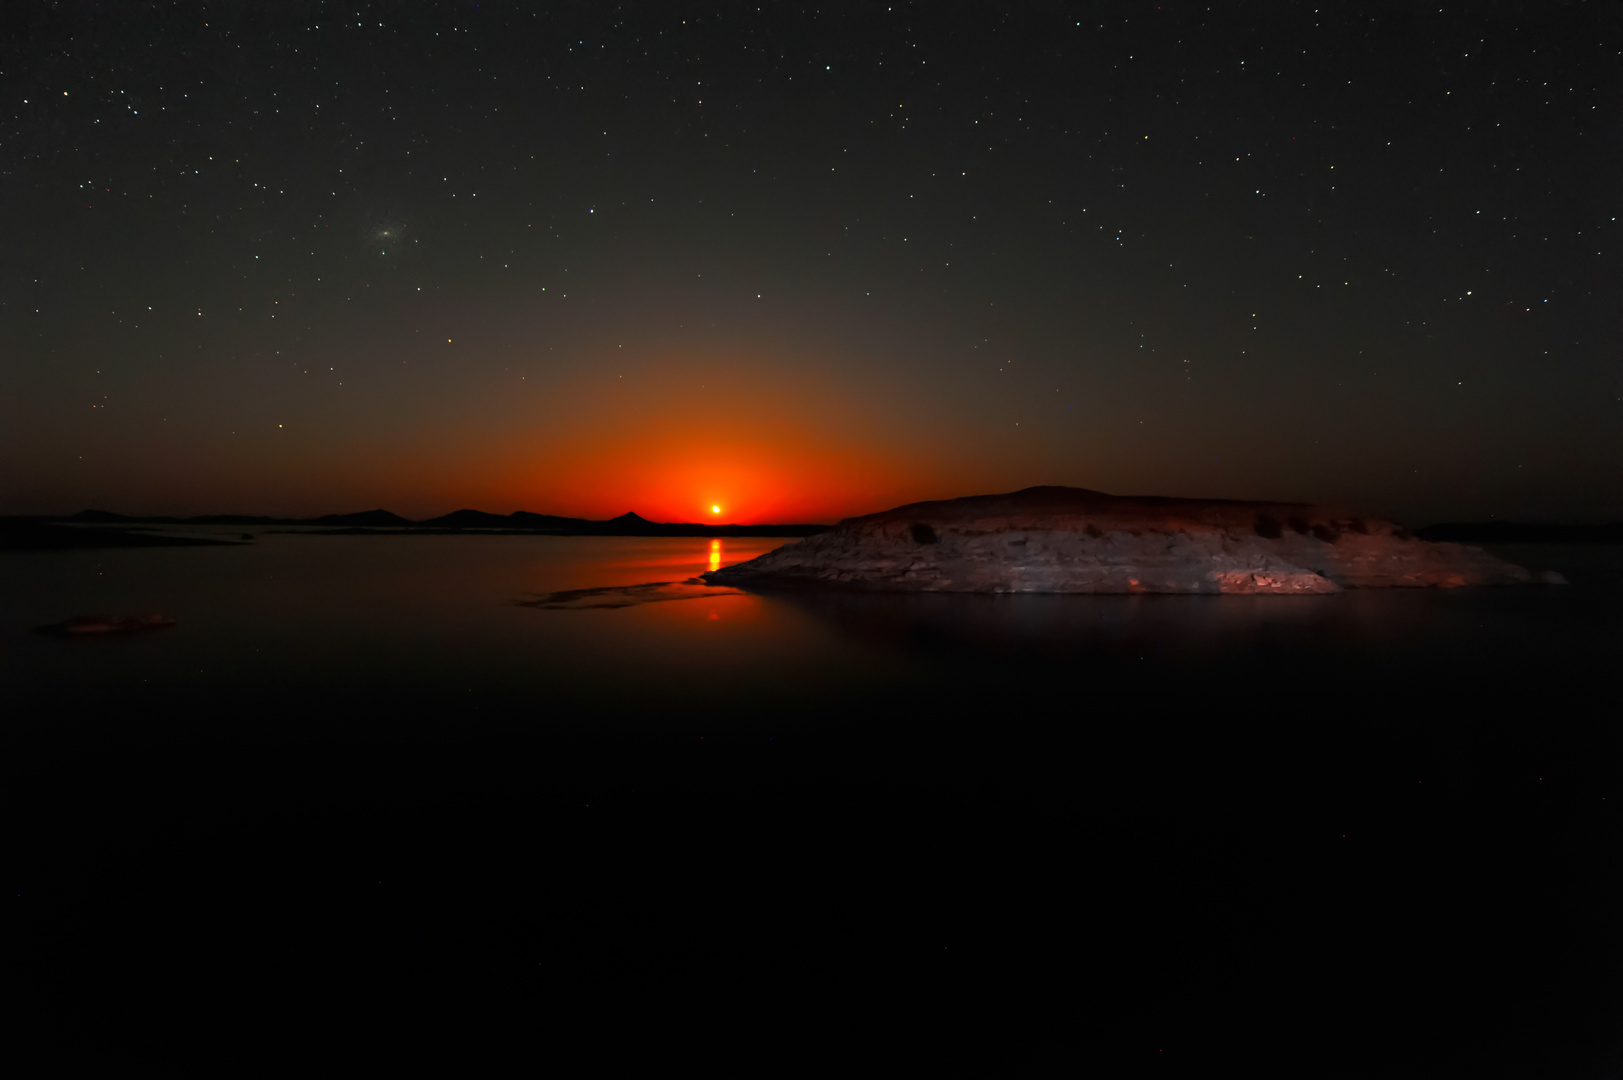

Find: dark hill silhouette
[419,509,516,528]
[44,508,828,538]
[405,507,822,536]
[311,510,414,527]
[69,509,141,523]
[509,511,594,529]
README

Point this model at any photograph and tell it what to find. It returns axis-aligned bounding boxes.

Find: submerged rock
[702,486,1534,594]
[36,614,177,635]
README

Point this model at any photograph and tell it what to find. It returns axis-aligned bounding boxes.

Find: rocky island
[702,486,1543,594]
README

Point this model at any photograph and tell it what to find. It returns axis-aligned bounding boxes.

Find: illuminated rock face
[703,486,1533,594]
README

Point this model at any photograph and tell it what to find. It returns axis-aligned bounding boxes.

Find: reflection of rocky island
[703,486,1543,594]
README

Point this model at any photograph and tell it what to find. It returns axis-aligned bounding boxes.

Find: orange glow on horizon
[444,352,951,523]
[302,344,1013,524]
[481,428,939,524]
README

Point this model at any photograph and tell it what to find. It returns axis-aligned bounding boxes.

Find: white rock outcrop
[703,486,1532,594]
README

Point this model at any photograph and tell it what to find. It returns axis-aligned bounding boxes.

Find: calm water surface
[8,535,1622,1072]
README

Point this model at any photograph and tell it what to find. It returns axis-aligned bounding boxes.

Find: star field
[1,1,1616,522]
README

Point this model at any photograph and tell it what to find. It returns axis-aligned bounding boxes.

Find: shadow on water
[7,538,1622,1072]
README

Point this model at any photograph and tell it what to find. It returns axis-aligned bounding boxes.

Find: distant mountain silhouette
[43,507,827,538]
[69,509,139,523]
[509,511,594,529]
[33,504,1620,549]
[311,509,414,527]
[408,507,821,536]
[419,509,518,528]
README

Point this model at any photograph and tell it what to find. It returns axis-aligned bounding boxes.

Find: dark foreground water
[7,535,1622,1073]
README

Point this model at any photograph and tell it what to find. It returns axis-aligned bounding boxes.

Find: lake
[8,534,1621,1072]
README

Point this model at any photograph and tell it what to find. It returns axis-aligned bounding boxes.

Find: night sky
[3,1,1617,523]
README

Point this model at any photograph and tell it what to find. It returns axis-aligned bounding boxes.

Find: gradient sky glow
[3,2,1617,523]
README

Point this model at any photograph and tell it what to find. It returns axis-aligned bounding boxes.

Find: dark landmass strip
[310,509,416,527]
[41,508,827,539]
[395,508,825,536]
[270,523,823,538]
[66,509,284,526]
[1415,522,1623,544]
[21,508,1618,547]
[0,519,244,550]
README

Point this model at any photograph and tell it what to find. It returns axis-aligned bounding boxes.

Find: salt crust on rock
[703,486,1533,595]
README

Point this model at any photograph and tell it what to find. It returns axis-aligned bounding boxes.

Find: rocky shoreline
[703,486,1549,594]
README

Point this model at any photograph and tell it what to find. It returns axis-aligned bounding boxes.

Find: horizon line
[35,506,840,528]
